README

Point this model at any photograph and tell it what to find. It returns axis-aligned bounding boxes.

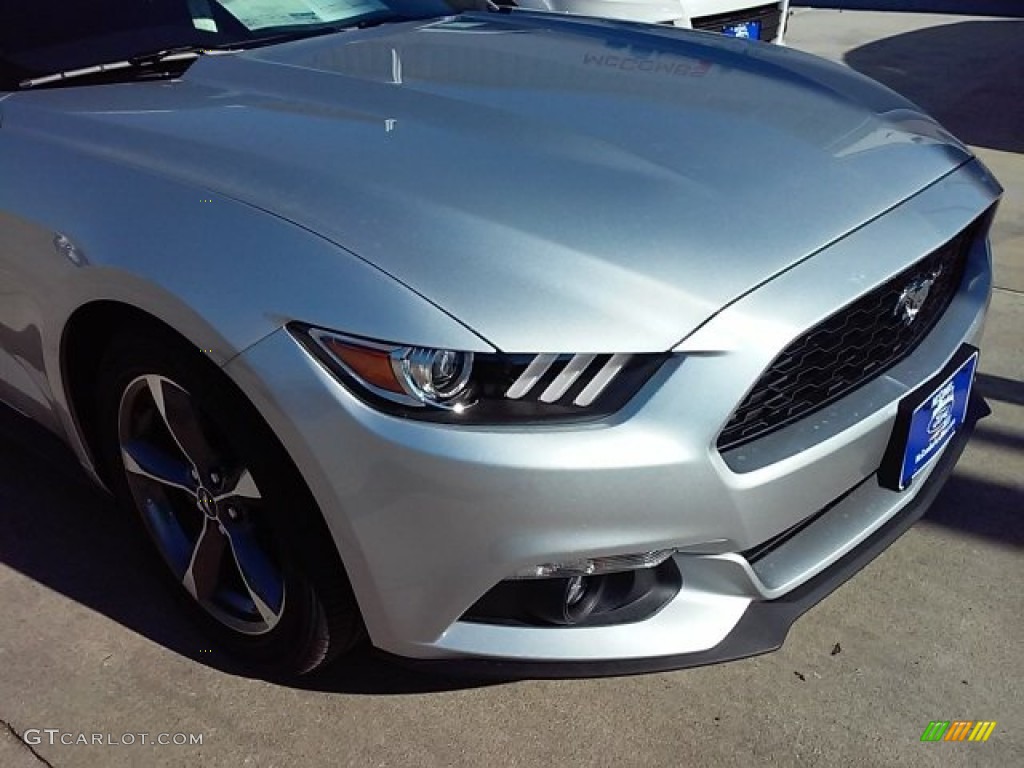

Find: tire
[93,327,363,677]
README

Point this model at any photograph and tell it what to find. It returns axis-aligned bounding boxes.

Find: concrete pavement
[1,10,1021,768]
[793,2,1024,17]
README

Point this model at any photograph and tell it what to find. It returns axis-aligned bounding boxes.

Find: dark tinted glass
[0,0,469,88]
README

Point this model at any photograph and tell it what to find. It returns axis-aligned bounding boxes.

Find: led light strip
[573,354,632,406]
[505,354,559,399]
[506,353,634,406]
[539,354,596,403]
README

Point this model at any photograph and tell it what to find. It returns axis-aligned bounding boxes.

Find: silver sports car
[0,1,1001,677]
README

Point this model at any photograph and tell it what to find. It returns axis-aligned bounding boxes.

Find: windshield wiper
[236,12,412,50]
[18,44,233,90]
[17,11,423,90]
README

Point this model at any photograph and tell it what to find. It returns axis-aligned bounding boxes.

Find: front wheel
[94,329,363,677]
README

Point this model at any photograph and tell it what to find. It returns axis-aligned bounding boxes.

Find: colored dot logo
[921,720,997,742]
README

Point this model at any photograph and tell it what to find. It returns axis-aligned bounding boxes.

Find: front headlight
[305,330,475,410]
[396,347,474,404]
[290,324,667,424]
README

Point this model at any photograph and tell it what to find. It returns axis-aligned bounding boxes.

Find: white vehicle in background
[500,1,791,43]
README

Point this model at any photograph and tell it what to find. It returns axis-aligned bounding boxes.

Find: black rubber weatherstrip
[385,394,989,681]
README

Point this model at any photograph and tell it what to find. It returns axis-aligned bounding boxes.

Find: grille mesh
[718,229,974,452]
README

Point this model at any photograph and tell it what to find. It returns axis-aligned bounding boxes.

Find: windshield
[0,0,479,89]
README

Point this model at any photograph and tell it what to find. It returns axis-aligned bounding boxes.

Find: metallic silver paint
[2,13,973,358]
[0,11,999,665]
[221,162,996,659]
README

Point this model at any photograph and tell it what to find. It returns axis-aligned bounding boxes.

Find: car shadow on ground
[976,371,1024,408]
[795,0,1024,16]
[843,20,1024,154]
[0,405,499,695]
[922,471,1023,548]
[920,372,1024,548]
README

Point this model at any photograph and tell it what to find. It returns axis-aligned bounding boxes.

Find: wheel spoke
[139,498,194,576]
[223,523,284,625]
[145,375,219,477]
[182,517,227,602]
[215,468,262,503]
[122,440,196,494]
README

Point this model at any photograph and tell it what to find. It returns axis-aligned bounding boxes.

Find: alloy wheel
[117,374,286,635]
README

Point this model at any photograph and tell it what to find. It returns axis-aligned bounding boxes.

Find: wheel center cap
[196,487,218,519]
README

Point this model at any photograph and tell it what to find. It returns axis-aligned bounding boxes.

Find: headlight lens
[308,330,474,410]
[398,347,474,402]
[290,324,668,424]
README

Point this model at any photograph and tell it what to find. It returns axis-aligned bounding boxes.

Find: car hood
[7,12,973,352]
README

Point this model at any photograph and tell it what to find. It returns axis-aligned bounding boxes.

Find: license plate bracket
[722,20,761,40]
[878,344,978,491]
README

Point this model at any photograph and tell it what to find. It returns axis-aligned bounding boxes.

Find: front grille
[692,3,782,42]
[718,225,979,452]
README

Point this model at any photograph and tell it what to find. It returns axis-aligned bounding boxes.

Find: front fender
[0,126,492,472]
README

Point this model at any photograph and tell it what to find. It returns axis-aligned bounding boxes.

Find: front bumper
[224,159,999,668]
[398,393,988,678]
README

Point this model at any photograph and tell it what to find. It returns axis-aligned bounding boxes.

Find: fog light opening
[463,558,683,628]
[559,574,605,625]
